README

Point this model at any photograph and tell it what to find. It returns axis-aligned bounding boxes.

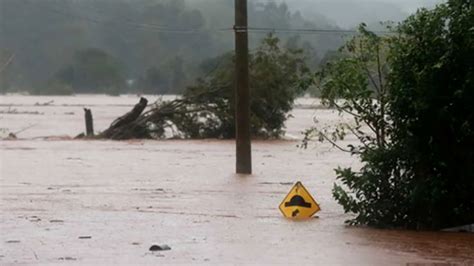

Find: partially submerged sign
[279,181,320,219]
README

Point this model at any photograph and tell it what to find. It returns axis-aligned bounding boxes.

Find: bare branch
[315,128,359,154]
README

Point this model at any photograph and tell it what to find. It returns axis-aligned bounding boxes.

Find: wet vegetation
[0,0,342,95]
[96,35,309,139]
[309,0,473,229]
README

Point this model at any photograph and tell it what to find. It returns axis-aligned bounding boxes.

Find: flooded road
[1,95,473,265]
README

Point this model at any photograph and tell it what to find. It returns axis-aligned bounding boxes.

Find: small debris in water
[29,216,41,222]
[258,182,294,186]
[132,242,140,245]
[58,257,77,261]
[6,240,21,243]
[78,236,92,239]
[50,219,64,223]
[149,244,171,251]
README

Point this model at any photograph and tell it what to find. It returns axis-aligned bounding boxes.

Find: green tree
[303,24,390,153]
[307,0,473,229]
[179,34,310,138]
[387,0,474,229]
[303,24,394,227]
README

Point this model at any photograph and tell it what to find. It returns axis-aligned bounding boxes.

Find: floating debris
[35,100,54,106]
[149,244,171,251]
[58,257,77,261]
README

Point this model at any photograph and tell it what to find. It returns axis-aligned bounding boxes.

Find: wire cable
[18,0,391,36]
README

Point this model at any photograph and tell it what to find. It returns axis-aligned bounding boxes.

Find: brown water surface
[1,95,472,265]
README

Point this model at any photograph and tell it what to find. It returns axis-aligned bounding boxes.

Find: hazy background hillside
[0,0,444,95]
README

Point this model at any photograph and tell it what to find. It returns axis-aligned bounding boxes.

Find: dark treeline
[0,0,345,95]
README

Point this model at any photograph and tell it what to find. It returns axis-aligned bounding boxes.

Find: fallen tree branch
[93,87,227,140]
[100,97,149,139]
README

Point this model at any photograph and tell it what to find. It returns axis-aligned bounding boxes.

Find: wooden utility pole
[234,0,252,174]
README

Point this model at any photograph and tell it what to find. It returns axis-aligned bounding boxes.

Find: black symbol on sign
[285,195,312,208]
[292,209,300,217]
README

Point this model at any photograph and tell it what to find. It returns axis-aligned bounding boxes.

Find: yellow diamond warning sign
[279,181,320,219]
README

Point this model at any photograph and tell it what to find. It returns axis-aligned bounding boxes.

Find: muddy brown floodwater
[1,95,473,265]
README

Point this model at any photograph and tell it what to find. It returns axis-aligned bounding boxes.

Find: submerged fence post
[84,108,94,137]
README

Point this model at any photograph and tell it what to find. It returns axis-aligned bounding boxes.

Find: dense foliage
[165,34,310,138]
[386,0,474,229]
[0,0,343,94]
[310,0,473,229]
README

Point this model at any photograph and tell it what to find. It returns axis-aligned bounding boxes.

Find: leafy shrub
[310,0,473,229]
[386,0,474,229]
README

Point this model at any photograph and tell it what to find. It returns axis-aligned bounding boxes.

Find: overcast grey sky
[186,0,445,29]
[283,0,443,12]
[269,0,445,28]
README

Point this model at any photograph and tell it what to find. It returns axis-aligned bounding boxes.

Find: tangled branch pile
[98,89,226,140]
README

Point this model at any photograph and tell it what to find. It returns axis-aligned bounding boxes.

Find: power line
[16,0,392,36]
[23,0,218,34]
[246,27,393,35]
